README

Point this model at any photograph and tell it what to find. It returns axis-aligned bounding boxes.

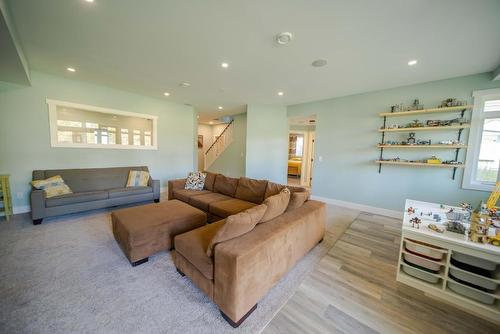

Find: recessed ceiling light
[163,92,170,96]
[408,59,418,66]
[197,115,199,119]
[67,67,76,72]
[276,32,293,45]
[221,62,229,68]
[85,0,94,2]
[218,106,223,110]
[312,59,327,67]
[180,82,191,87]
[209,121,214,125]
[277,91,284,96]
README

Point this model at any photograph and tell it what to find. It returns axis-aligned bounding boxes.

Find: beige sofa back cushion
[214,174,239,197]
[203,172,218,191]
[286,191,310,211]
[234,177,268,204]
[261,188,291,223]
[206,204,267,257]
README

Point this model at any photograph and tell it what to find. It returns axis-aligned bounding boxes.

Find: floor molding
[311,195,403,219]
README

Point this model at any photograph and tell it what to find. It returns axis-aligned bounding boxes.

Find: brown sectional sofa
[168,173,326,327]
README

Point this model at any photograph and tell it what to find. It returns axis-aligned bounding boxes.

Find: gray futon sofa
[31,166,160,225]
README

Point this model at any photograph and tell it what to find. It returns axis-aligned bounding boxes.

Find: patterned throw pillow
[31,175,73,198]
[184,172,206,191]
[126,171,150,187]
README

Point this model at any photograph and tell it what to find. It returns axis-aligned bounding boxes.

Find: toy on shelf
[445,221,466,235]
[407,207,416,215]
[426,156,441,164]
[439,98,467,108]
[468,212,492,244]
[410,217,422,229]
[428,224,444,233]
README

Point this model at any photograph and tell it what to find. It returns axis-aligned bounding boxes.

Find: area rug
[0,204,359,334]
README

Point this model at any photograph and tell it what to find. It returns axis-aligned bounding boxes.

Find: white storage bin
[447,279,496,305]
[451,252,499,272]
[449,266,498,292]
[401,263,440,284]
[404,239,447,261]
[403,252,442,272]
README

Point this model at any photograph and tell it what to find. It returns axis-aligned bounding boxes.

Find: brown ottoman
[111,199,206,266]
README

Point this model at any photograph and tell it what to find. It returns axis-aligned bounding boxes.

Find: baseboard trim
[311,195,403,219]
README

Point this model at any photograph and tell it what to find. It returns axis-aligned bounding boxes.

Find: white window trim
[46,99,158,150]
[462,88,500,191]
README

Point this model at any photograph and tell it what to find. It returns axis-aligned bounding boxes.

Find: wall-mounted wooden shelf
[377,144,468,149]
[379,124,470,132]
[375,160,465,168]
[379,105,473,117]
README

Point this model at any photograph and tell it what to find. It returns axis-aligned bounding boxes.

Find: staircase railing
[204,120,234,170]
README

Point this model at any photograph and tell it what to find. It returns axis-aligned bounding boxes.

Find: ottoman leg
[176,268,185,277]
[154,199,160,203]
[131,257,149,267]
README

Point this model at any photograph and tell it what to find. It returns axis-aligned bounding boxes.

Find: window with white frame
[47,99,158,150]
[463,89,500,191]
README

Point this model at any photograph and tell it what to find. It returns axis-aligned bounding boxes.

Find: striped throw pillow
[31,175,73,198]
[126,170,150,187]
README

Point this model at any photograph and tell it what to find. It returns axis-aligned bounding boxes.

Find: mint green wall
[288,73,500,211]
[208,113,247,178]
[0,72,195,211]
[246,105,288,183]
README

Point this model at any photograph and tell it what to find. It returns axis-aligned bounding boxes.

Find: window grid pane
[475,118,500,183]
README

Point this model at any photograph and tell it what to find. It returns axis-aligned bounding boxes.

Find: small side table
[0,175,13,221]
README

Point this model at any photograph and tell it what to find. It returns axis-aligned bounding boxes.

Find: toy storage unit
[397,200,500,324]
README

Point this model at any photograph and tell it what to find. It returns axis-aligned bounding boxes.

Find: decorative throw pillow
[126,170,150,187]
[31,175,72,198]
[206,204,267,257]
[260,188,291,223]
[184,171,206,190]
[286,191,310,211]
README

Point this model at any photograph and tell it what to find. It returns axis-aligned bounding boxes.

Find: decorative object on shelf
[445,221,466,234]
[440,98,467,108]
[406,132,416,145]
[428,223,444,233]
[486,182,500,210]
[377,100,472,179]
[410,217,422,228]
[426,156,442,164]
[407,206,416,215]
[468,212,492,244]
[0,175,13,221]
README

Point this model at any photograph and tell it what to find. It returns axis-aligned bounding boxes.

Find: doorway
[287,115,316,188]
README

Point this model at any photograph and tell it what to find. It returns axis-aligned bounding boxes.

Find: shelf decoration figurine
[410,217,422,229]
[468,212,492,244]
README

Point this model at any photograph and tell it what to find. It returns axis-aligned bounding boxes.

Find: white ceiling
[6,0,500,122]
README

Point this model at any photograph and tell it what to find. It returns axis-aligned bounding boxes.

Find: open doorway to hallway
[288,115,316,189]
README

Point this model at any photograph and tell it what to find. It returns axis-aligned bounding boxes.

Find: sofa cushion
[286,191,310,212]
[31,175,73,198]
[264,182,285,199]
[174,220,225,280]
[172,189,211,203]
[214,174,239,197]
[203,172,218,191]
[261,188,291,223]
[108,186,153,199]
[234,177,268,204]
[185,171,206,190]
[206,204,267,257]
[126,170,150,187]
[46,191,108,207]
[209,198,257,218]
[189,192,232,212]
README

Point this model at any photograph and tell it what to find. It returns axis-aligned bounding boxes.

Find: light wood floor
[264,212,498,334]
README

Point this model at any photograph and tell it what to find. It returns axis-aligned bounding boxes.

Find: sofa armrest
[149,178,160,200]
[213,200,326,323]
[167,178,186,200]
[30,189,46,220]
